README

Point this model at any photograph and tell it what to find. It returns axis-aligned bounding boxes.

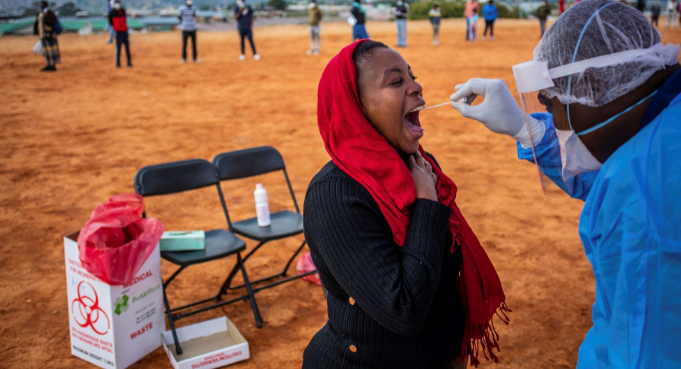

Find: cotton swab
[411,102,452,112]
[410,98,470,112]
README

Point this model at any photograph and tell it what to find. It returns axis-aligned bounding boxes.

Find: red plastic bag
[77,193,164,285]
[296,252,321,286]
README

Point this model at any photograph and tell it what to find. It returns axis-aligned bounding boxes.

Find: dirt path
[1,18,679,369]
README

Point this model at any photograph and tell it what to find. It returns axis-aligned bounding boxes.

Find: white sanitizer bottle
[254,183,271,227]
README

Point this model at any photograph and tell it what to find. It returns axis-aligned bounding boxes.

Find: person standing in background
[464,0,479,41]
[469,8,479,42]
[106,0,114,44]
[535,0,551,37]
[351,0,369,40]
[429,4,441,45]
[109,0,132,67]
[33,1,60,72]
[482,0,497,40]
[235,0,260,60]
[395,0,409,47]
[667,0,678,28]
[308,0,322,55]
[650,0,661,26]
[636,0,645,12]
[178,0,200,63]
[559,0,565,13]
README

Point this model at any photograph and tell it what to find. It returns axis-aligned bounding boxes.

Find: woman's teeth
[409,105,426,113]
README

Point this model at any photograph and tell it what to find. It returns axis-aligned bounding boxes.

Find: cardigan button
[349,345,357,353]
[349,297,355,305]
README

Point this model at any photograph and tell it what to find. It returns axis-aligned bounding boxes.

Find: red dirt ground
[1,17,679,369]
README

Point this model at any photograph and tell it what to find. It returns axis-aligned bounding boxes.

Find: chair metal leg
[218,261,241,296]
[281,240,307,277]
[162,286,182,355]
[238,253,263,328]
[164,265,186,288]
[226,239,308,290]
[217,241,266,296]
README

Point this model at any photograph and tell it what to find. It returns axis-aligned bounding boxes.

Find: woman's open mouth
[404,110,423,135]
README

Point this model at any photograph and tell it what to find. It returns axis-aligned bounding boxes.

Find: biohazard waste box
[64,232,165,369]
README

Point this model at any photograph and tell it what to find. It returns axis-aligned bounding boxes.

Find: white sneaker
[313,50,320,55]
[306,50,313,55]
[193,58,201,63]
[181,58,186,64]
[254,54,260,60]
[239,54,246,61]
[482,36,486,40]
[491,36,496,41]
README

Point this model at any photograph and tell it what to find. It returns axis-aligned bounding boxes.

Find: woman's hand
[407,151,438,201]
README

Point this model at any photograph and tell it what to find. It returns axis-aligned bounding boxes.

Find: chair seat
[233,210,303,242]
[161,229,246,267]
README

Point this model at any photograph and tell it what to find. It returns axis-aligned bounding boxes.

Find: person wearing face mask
[450,1,681,367]
[534,0,551,38]
[109,0,132,68]
[33,1,60,72]
[178,0,200,63]
[106,0,115,44]
[303,40,511,369]
[235,0,259,61]
[351,0,369,41]
[463,0,478,41]
[307,1,322,55]
[394,0,409,47]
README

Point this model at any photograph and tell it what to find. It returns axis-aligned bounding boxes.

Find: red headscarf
[317,40,510,366]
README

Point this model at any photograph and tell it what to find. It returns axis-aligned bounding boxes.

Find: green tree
[56,2,82,16]
[268,0,288,11]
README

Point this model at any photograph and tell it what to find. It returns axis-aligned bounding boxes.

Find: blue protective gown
[517,76,681,368]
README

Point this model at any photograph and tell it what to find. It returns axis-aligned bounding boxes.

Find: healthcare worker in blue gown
[449,0,681,367]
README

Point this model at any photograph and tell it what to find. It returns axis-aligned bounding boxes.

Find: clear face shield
[512,44,667,197]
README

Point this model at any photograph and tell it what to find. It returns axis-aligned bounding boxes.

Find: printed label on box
[65,235,165,369]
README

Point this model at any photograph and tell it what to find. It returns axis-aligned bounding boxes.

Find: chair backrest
[213,146,285,181]
[212,146,300,213]
[134,159,219,197]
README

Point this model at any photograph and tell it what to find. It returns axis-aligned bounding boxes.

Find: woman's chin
[398,140,420,155]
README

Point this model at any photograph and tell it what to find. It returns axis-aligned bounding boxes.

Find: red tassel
[461,302,512,367]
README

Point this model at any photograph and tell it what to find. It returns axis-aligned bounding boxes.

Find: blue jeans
[396,18,407,46]
[540,19,547,36]
[466,17,470,40]
[353,24,369,40]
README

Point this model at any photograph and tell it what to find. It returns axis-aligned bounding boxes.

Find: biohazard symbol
[72,281,110,335]
[114,295,129,316]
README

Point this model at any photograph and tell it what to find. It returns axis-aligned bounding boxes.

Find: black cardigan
[302,159,465,369]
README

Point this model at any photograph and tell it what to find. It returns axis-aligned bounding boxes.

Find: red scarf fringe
[461,302,512,367]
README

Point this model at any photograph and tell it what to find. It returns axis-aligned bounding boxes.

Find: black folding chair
[134,159,262,355]
[212,146,317,296]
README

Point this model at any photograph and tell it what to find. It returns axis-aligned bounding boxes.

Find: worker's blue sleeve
[577,94,681,368]
[516,112,598,201]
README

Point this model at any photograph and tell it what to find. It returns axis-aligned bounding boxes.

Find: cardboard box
[162,317,250,369]
[64,233,165,369]
[160,231,205,252]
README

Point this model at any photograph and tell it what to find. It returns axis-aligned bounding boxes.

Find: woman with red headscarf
[302,40,510,369]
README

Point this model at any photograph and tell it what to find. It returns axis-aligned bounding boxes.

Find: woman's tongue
[404,112,423,134]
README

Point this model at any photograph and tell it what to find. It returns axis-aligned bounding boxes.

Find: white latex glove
[450,78,545,147]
